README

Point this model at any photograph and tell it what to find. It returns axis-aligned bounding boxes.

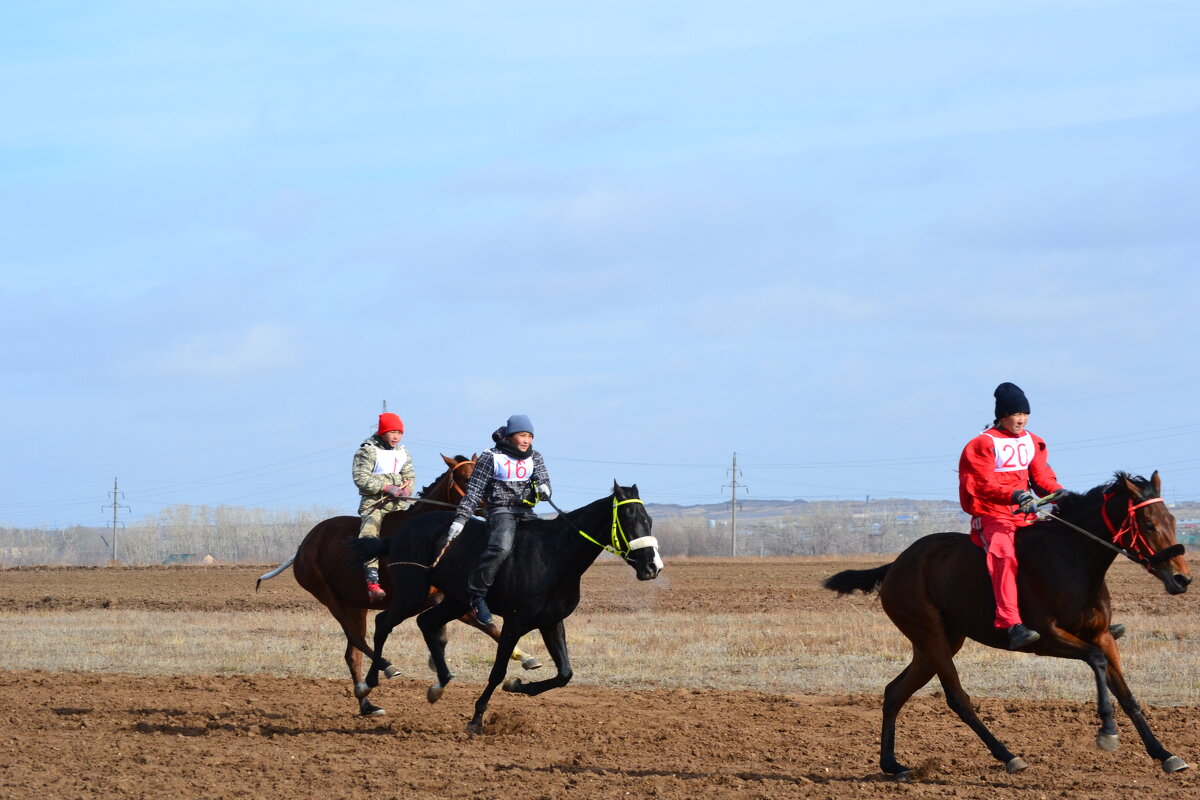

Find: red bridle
[1101,493,1168,568]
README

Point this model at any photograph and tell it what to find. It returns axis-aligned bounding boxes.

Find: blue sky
[4,2,1200,527]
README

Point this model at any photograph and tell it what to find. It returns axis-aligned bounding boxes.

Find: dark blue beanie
[504,414,534,436]
[994,383,1031,419]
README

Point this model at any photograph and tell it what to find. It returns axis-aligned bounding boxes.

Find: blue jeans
[467,509,527,597]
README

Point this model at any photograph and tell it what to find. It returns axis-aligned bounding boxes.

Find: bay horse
[350,482,664,733]
[256,454,541,716]
[824,471,1191,778]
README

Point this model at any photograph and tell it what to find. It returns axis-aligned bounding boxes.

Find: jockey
[447,414,551,626]
[958,383,1062,650]
[352,412,416,601]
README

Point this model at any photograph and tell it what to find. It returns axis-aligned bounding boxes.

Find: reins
[545,496,649,560]
[1038,493,1183,569]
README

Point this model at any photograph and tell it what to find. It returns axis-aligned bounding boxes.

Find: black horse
[351,482,663,733]
[824,471,1191,778]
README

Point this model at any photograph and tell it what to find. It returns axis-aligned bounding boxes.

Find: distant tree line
[4,498,1197,566]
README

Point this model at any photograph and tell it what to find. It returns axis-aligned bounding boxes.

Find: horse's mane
[418,455,470,496]
[1050,471,1154,518]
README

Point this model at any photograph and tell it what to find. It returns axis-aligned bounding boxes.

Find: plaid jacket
[454,447,550,522]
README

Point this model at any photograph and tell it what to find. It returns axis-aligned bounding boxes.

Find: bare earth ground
[3,560,1200,799]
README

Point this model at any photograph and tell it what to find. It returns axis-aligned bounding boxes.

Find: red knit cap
[377,412,404,435]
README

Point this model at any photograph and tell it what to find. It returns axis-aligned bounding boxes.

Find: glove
[538,484,552,501]
[447,521,464,540]
[1011,490,1039,515]
[382,484,409,498]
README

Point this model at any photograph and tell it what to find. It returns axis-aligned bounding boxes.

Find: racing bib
[371,447,408,475]
[986,433,1034,473]
[493,453,534,483]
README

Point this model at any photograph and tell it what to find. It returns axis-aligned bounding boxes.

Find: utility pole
[102,477,130,563]
[722,453,747,557]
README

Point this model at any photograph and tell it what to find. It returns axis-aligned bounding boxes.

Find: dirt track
[3,561,1199,799]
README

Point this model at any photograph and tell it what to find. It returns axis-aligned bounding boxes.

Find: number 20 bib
[986,433,1034,472]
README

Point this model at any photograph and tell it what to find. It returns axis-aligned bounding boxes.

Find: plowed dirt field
[3,560,1198,799]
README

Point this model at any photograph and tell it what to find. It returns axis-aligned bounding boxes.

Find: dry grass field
[3,557,1200,798]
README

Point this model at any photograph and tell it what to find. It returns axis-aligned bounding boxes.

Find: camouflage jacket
[352,436,416,498]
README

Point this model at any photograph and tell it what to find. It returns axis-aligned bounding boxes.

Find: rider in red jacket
[958,382,1062,650]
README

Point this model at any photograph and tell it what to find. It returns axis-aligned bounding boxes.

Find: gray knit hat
[503,414,534,436]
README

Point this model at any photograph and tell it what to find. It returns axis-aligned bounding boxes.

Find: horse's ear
[1152,470,1162,495]
[630,483,640,497]
[612,480,623,498]
[1122,473,1144,500]
[441,453,456,467]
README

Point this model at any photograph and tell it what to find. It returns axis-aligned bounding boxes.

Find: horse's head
[613,482,663,581]
[439,453,476,504]
[1109,471,1191,595]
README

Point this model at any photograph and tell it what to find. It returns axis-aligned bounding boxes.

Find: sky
[3,2,1200,528]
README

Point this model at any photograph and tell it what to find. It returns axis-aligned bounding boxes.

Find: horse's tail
[347,535,391,566]
[823,563,891,596]
[256,554,296,592]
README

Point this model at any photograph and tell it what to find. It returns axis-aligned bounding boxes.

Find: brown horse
[824,471,1191,778]
[257,453,541,716]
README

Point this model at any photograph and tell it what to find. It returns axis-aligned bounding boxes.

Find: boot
[470,595,493,626]
[1109,622,1127,640]
[364,567,386,602]
[1007,623,1040,650]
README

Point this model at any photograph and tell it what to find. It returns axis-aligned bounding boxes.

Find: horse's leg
[1101,641,1188,772]
[501,620,571,697]
[880,647,938,777]
[925,636,1025,774]
[466,624,528,735]
[416,601,466,704]
[459,613,543,670]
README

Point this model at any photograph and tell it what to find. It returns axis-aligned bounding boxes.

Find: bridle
[1041,491,1184,570]
[546,496,658,561]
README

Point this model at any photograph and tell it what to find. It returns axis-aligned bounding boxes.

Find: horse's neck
[1048,502,1121,580]
[547,497,613,573]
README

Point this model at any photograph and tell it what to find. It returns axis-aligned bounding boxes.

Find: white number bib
[371,447,408,475]
[986,433,1034,472]
[493,453,533,482]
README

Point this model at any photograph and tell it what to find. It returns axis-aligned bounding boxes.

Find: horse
[256,453,542,717]
[350,482,664,733]
[824,471,1191,778]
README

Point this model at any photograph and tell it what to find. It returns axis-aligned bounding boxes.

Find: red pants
[971,515,1023,629]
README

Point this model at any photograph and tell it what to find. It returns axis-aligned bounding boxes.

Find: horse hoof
[1162,756,1189,773]
[1096,733,1119,752]
[384,664,402,679]
[1005,757,1028,774]
[353,682,371,700]
[502,677,523,692]
[466,720,484,735]
[359,699,386,717]
[521,656,543,670]
[427,684,444,704]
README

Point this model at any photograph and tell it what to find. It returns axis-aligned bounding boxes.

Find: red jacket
[958,426,1062,525]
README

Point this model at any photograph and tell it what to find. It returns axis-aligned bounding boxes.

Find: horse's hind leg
[880,649,937,777]
[926,639,1025,774]
[416,601,465,704]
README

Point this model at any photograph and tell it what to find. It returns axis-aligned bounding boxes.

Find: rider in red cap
[958,383,1062,650]
[352,412,415,601]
